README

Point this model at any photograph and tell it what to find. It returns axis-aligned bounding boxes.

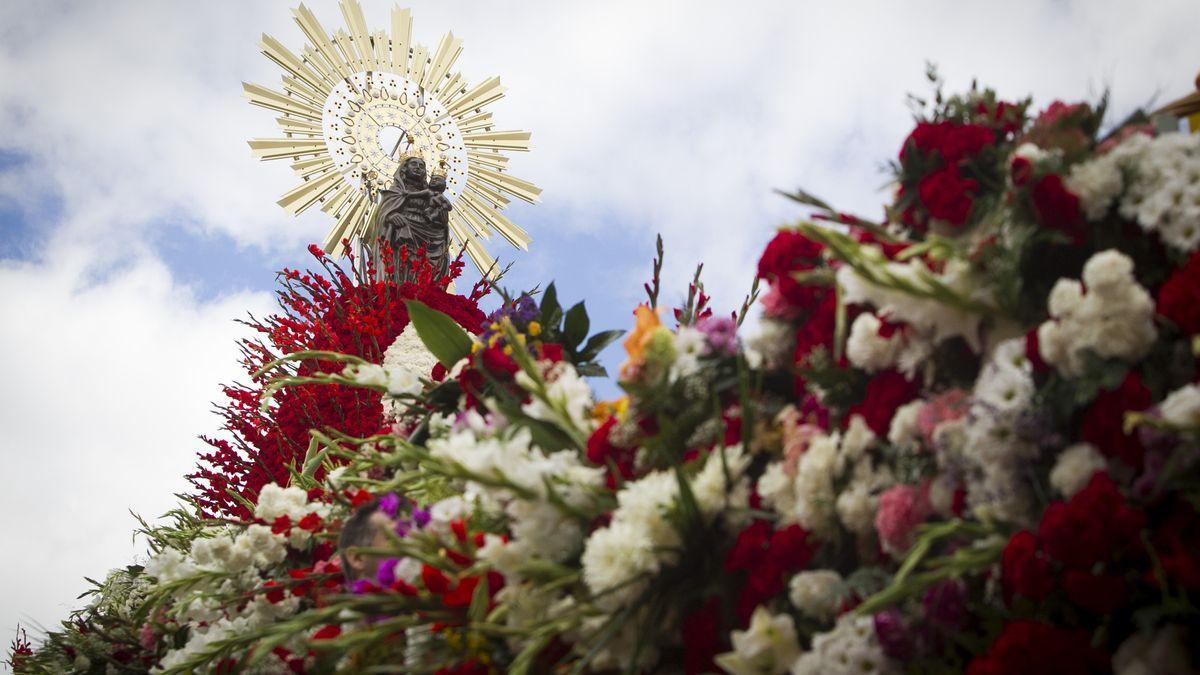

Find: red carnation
[1000,530,1054,604]
[1030,174,1085,243]
[756,229,829,314]
[1062,569,1128,613]
[1080,371,1152,470]
[681,597,723,675]
[421,565,451,594]
[1157,250,1200,335]
[918,166,978,227]
[847,369,920,435]
[966,620,1103,675]
[902,121,995,164]
[1010,156,1033,187]
[1038,473,1144,570]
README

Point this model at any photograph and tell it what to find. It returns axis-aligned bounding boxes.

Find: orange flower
[621,304,662,378]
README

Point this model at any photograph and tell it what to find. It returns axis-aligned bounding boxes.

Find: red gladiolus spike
[446,549,473,566]
[311,625,341,640]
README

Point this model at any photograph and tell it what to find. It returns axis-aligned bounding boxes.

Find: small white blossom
[1160,383,1200,428]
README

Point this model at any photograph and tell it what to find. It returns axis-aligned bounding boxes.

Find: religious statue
[374,155,453,282]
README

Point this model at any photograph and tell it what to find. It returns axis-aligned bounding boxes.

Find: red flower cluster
[190,245,488,518]
[756,229,830,316]
[1028,173,1085,243]
[899,121,997,229]
[586,416,637,489]
[1001,473,1143,613]
[966,620,1103,675]
[1158,250,1200,336]
[847,368,920,435]
[1080,371,1152,471]
[725,520,816,623]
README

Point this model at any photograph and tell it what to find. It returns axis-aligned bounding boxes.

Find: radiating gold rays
[245,0,540,272]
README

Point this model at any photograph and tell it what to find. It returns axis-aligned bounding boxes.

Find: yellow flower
[621,304,662,378]
[528,321,542,336]
[593,396,629,421]
[471,341,483,354]
[503,344,514,356]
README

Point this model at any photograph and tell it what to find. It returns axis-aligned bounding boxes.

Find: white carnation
[846,313,903,373]
[580,520,657,609]
[887,400,924,449]
[788,570,845,621]
[1049,443,1107,497]
[1037,250,1157,377]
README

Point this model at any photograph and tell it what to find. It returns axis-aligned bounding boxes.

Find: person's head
[338,501,393,582]
[428,173,447,193]
[402,156,426,180]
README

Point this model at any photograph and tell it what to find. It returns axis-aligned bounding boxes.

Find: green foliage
[405,299,475,367]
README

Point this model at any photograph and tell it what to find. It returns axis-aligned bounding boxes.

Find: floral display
[12,76,1200,674]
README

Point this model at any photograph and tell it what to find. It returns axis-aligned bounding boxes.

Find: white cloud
[0,0,1198,648]
[0,249,273,646]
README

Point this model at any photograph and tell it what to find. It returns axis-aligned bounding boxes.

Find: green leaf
[563,301,590,349]
[404,299,474,368]
[540,282,562,328]
[579,329,625,361]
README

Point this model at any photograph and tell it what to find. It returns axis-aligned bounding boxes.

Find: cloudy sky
[1,0,1197,649]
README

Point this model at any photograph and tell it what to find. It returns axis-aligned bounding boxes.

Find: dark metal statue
[374,156,452,282]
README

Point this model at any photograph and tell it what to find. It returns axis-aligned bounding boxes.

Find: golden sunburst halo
[245,0,540,273]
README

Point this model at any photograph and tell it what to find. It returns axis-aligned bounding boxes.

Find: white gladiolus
[1160,383,1200,428]
[715,606,801,675]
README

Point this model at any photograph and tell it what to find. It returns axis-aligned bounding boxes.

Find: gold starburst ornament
[245,0,540,272]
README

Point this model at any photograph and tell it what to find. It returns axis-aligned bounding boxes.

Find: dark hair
[338,500,380,581]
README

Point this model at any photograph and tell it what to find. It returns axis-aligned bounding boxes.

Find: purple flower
[378,493,401,518]
[349,579,377,594]
[486,295,539,327]
[394,519,412,537]
[922,579,967,629]
[697,315,738,356]
[873,609,915,661]
[411,506,431,528]
[376,558,401,587]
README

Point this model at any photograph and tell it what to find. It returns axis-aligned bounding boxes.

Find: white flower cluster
[714,607,801,675]
[671,326,708,379]
[790,613,899,675]
[254,483,332,548]
[758,416,892,539]
[428,415,604,566]
[382,326,439,418]
[1068,132,1200,253]
[1037,249,1157,377]
[746,318,794,370]
[143,484,316,672]
[838,256,986,354]
[343,361,423,398]
[931,339,1039,524]
[581,445,750,611]
[516,360,594,432]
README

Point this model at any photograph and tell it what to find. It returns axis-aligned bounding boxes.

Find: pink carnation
[876,483,931,555]
[917,389,970,446]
